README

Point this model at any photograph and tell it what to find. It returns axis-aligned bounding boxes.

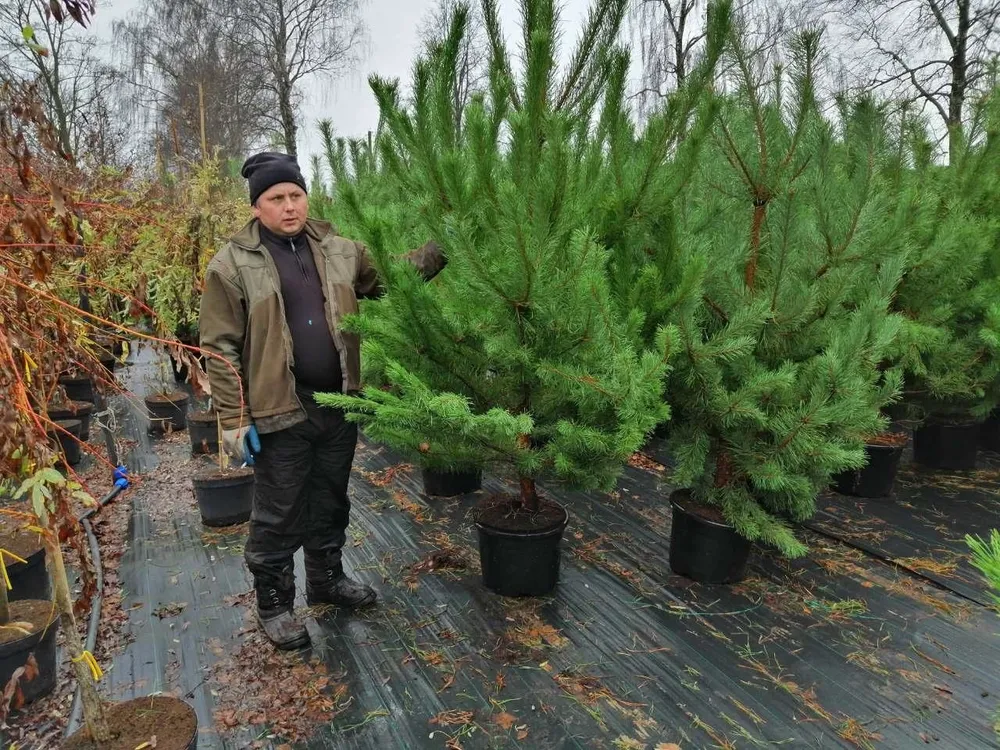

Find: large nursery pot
[474,495,568,597]
[58,374,94,404]
[913,417,980,470]
[0,600,59,705]
[981,409,1000,453]
[192,466,254,527]
[63,695,199,750]
[188,411,220,455]
[0,521,50,602]
[832,431,908,498]
[146,391,190,432]
[422,466,482,497]
[46,400,94,443]
[47,419,82,468]
[669,490,751,585]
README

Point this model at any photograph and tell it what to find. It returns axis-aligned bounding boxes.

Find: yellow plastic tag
[0,549,29,591]
[71,650,103,681]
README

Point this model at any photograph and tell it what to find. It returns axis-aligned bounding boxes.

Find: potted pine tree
[318,127,485,498]
[316,0,674,596]
[640,32,905,581]
[884,118,1000,470]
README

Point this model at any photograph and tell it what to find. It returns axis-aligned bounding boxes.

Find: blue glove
[243,425,261,465]
[113,465,129,489]
[222,425,261,466]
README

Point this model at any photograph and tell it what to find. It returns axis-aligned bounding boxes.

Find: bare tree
[830,0,1000,159]
[629,0,707,115]
[418,0,488,135]
[225,0,369,158]
[630,0,796,118]
[0,0,114,157]
[114,0,276,171]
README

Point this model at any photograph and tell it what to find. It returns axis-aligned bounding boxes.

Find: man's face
[254,182,308,236]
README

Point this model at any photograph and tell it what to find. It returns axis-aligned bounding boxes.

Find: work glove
[222,424,261,466]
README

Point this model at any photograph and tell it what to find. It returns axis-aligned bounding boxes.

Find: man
[199,152,444,650]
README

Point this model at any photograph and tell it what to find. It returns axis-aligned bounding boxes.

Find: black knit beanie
[241,152,308,205]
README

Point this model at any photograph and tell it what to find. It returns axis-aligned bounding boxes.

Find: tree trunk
[519,477,540,513]
[745,198,768,290]
[948,0,970,164]
[278,81,298,158]
[48,535,109,742]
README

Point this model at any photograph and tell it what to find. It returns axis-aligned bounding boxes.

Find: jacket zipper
[289,237,308,279]
[259,243,305,414]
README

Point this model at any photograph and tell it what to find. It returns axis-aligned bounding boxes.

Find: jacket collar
[230,218,336,253]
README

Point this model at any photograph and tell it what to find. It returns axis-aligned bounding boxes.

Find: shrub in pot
[0,514,50,602]
[145,358,191,433]
[0,509,56,707]
[191,415,254,527]
[623,34,905,580]
[47,419,83,469]
[317,0,674,597]
[188,409,220,455]
[46,398,94,442]
[14,467,200,750]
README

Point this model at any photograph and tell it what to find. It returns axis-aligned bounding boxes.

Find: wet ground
[41,347,1000,748]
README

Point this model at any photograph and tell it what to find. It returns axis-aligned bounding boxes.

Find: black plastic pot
[146,392,190,432]
[0,601,58,705]
[913,419,980,470]
[58,375,94,404]
[981,410,1000,453]
[46,401,93,443]
[669,490,751,584]
[422,467,482,497]
[47,419,82,468]
[188,411,219,455]
[832,439,906,498]
[193,468,254,527]
[2,546,50,603]
[476,503,568,597]
[63,695,198,749]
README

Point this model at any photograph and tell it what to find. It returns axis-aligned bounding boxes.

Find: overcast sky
[89,0,596,171]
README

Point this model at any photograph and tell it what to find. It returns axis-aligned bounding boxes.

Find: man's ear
[251,201,261,219]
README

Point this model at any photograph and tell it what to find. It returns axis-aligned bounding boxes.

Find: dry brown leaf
[655,744,682,750]
[494,712,516,730]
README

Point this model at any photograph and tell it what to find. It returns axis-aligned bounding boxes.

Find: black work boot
[305,559,377,609]
[255,577,310,650]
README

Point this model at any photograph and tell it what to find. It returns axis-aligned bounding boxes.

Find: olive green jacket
[199,218,443,433]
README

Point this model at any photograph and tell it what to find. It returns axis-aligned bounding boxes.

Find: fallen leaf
[494,712,516,730]
[655,744,682,750]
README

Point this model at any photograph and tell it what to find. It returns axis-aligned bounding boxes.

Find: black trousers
[244,395,358,592]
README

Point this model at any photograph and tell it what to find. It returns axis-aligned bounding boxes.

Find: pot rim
[669,492,736,531]
[145,392,191,404]
[0,599,60,654]
[475,503,569,539]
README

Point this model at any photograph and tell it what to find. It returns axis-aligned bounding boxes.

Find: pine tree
[884,105,1000,423]
[315,0,674,510]
[631,30,906,556]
